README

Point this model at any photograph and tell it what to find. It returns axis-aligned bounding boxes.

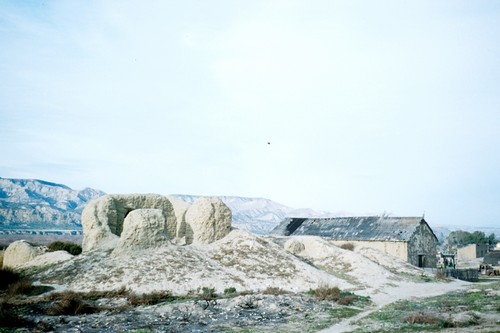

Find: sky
[1,1,499,227]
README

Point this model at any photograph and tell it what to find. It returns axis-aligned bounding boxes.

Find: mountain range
[0,177,337,235]
[0,177,498,240]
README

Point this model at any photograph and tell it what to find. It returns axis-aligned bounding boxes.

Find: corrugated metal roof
[270,216,433,242]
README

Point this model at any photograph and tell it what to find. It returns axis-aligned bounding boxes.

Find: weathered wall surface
[81,194,176,252]
[82,194,233,253]
[457,244,477,262]
[457,244,489,262]
[330,240,408,262]
[407,222,437,268]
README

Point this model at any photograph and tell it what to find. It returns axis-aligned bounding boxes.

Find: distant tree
[446,230,495,248]
[487,233,497,246]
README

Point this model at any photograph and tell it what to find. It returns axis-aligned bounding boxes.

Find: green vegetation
[47,241,82,255]
[329,306,362,319]
[446,230,496,248]
[353,283,500,332]
[307,285,371,307]
[224,287,237,295]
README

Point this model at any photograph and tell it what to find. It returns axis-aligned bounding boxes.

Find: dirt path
[319,279,471,333]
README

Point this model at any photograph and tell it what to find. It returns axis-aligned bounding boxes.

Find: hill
[0,177,336,235]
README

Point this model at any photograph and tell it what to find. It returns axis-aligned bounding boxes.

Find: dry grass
[340,243,355,251]
[435,269,448,280]
[337,295,355,305]
[46,291,99,315]
[261,286,290,295]
[7,278,33,297]
[403,311,440,324]
[128,290,174,306]
[311,284,341,301]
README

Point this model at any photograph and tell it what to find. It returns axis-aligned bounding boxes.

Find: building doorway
[418,255,425,268]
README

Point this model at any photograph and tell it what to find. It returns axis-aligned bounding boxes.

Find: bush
[224,287,237,295]
[7,279,33,297]
[337,295,354,305]
[340,243,355,251]
[47,291,98,315]
[128,290,173,306]
[196,287,217,309]
[311,285,341,301]
[47,241,82,255]
[262,287,289,295]
[403,311,440,325]
[0,267,22,290]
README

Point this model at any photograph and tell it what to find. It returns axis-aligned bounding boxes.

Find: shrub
[337,295,354,305]
[238,296,258,309]
[47,241,82,255]
[47,291,98,315]
[7,278,33,297]
[340,243,355,251]
[196,287,217,309]
[200,287,217,301]
[128,290,173,306]
[0,267,22,290]
[311,285,341,301]
[262,287,289,295]
[403,312,440,325]
[224,287,237,295]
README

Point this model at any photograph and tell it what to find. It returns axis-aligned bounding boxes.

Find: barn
[270,216,438,268]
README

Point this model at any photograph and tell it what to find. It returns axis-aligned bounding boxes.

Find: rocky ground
[3,287,373,332]
[3,279,499,333]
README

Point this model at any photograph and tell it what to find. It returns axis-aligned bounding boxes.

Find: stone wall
[407,221,437,268]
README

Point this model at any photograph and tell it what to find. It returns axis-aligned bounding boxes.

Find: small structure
[483,251,500,266]
[438,253,456,269]
[270,216,438,268]
[457,244,489,262]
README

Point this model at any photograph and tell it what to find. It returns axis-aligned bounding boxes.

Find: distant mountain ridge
[0,177,338,234]
[174,194,338,234]
[1,177,498,238]
[0,177,105,230]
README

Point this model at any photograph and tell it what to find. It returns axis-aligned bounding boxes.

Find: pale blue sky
[1,1,499,227]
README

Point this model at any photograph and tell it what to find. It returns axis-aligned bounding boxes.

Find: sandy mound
[29,230,353,295]
[20,250,74,268]
[277,236,430,291]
